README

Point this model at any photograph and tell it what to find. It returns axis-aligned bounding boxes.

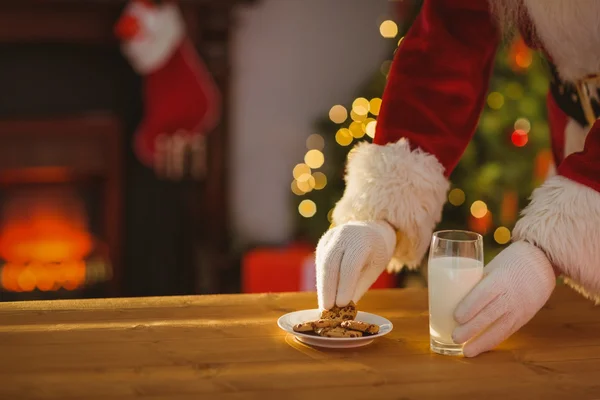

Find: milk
[428,256,483,344]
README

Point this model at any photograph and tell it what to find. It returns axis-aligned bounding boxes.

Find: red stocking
[115,0,221,168]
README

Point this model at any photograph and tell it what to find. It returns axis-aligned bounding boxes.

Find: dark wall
[0,43,197,298]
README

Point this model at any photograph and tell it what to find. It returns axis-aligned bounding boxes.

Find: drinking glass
[428,230,483,356]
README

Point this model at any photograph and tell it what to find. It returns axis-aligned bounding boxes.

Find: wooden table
[0,285,599,399]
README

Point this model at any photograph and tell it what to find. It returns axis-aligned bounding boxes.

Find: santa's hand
[452,241,556,357]
[315,221,396,310]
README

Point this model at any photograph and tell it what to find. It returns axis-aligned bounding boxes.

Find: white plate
[277,309,393,349]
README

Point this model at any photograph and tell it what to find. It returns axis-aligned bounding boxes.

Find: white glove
[452,241,556,357]
[315,220,396,310]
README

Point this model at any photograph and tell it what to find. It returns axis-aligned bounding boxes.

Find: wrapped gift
[242,243,396,293]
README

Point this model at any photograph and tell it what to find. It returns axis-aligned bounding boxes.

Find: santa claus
[316,0,600,357]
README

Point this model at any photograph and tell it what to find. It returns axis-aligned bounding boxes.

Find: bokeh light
[448,188,466,206]
[304,149,325,169]
[299,200,317,218]
[379,20,398,38]
[329,105,348,124]
[470,200,488,219]
[494,227,511,244]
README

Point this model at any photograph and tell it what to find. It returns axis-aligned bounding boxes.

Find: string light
[366,120,377,138]
[304,149,325,169]
[379,20,398,38]
[299,200,317,218]
[350,110,368,122]
[352,97,370,116]
[306,134,325,150]
[515,51,532,69]
[511,129,528,147]
[470,200,488,219]
[349,121,366,138]
[327,208,334,222]
[494,227,511,244]
[335,128,353,146]
[369,98,382,115]
[448,188,466,206]
[329,105,348,124]
[514,118,531,133]
[297,174,315,193]
[293,163,311,179]
[487,92,504,110]
[347,147,358,160]
[291,180,304,196]
[313,172,327,189]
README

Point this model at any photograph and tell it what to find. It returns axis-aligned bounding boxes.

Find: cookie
[292,319,340,333]
[340,320,380,334]
[319,301,357,321]
[292,322,314,333]
[317,327,363,338]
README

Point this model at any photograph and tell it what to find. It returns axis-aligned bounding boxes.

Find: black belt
[548,61,600,127]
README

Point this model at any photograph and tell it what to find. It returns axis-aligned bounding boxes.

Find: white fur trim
[513,175,600,304]
[525,0,600,82]
[120,2,185,74]
[332,139,450,271]
[564,118,589,158]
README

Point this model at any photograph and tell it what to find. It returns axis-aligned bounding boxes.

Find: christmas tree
[291,1,552,275]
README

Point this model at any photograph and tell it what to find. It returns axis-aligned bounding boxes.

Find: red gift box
[242,243,396,293]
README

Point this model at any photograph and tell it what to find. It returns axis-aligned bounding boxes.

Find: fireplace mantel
[0,0,256,297]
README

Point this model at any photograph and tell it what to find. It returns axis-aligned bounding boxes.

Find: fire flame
[0,188,93,292]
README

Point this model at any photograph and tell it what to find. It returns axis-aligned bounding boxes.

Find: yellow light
[487,92,504,110]
[350,110,367,122]
[329,105,348,124]
[369,98,382,116]
[352,97,370,116]
[313,172,327,190]
[470,200,488,219]
[291,180,304,196]
[379,20,398,38]
[349,121,365,139]
[297,173,315,192]
[448,188,466,206]
[514,118,531,133]
[335,128,353,146]
[347,147,358,161]
[494,226,511,245]
[397,37,404,46]
[380,60,392,76]
[306,134,325,150]
[304,149,325,169]
[327,208,334,222]
[366,120,377,138]
[293,163,311,179]
[299,200,317,218]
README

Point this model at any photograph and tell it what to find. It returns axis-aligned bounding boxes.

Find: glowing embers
[0,187,109,292]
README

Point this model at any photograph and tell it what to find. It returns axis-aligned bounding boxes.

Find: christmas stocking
[115,0,221,169]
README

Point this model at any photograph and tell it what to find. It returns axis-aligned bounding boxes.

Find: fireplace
[0,116,121,300]
[0,0,253,301]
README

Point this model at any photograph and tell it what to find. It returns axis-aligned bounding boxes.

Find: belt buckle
[576,74,600,126]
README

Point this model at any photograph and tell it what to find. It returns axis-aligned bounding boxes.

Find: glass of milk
[428,230,483,356]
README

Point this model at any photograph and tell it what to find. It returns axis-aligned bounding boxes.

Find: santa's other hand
[452,241,556,357]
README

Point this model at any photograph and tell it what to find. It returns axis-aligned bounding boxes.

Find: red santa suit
[332,0,600,303]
